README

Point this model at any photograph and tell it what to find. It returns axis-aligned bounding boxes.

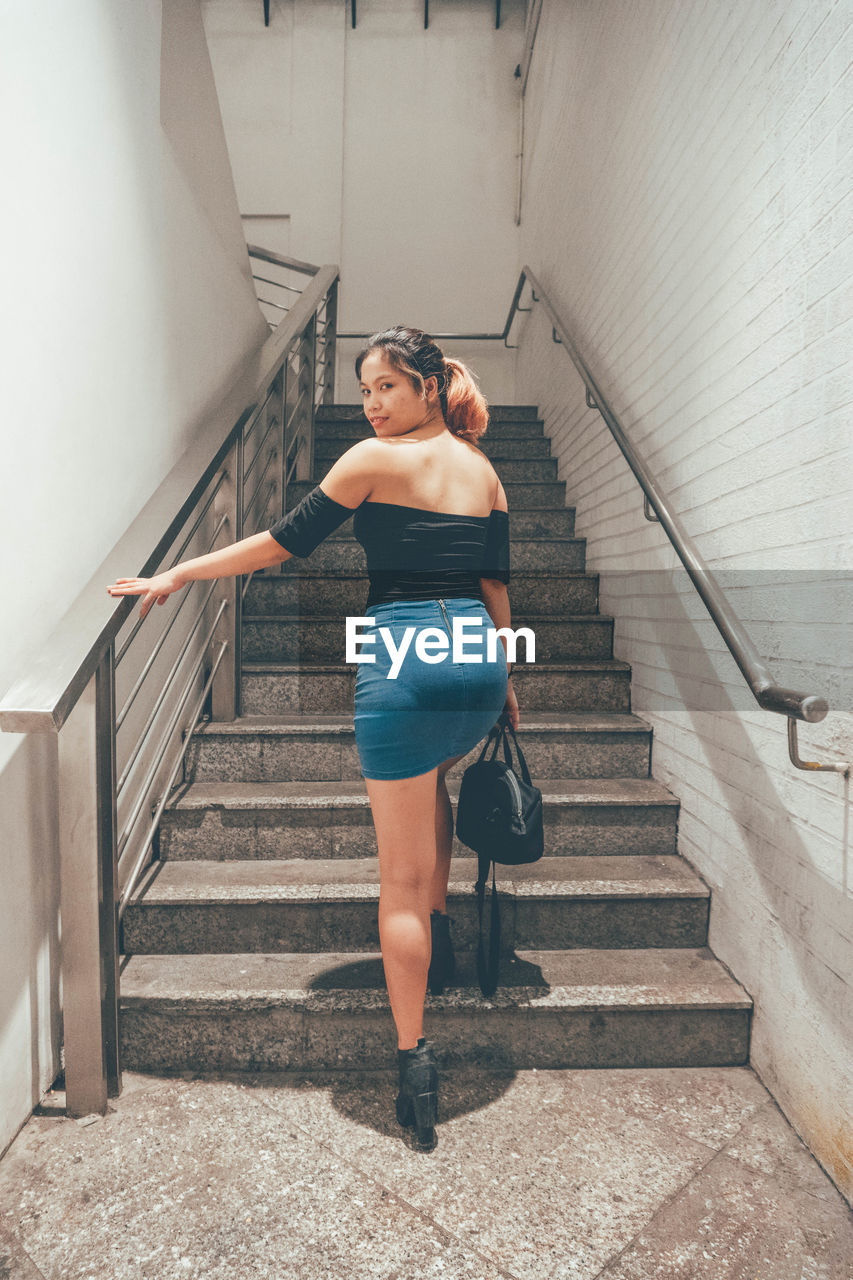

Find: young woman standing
[108,327,518,1149]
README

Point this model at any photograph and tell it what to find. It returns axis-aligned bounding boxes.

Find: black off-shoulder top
[268,485,510,611]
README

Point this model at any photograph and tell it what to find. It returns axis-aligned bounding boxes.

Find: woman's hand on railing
[504,675,519,731]
[106,568,186,620]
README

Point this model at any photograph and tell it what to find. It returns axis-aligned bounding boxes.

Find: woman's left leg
[365,766,441,1051]
[430,751,468,912]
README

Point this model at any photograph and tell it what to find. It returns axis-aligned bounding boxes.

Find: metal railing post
[58,651,120,1115]
[265,365,288,578]
[296,314,316,482]
[324,281,338,405]
[279,362,288,516]
[268,367,284,526]
[210,439,242,721]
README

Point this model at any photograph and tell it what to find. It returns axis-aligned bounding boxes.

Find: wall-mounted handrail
[508,266,848,776]
[345,265,846,776]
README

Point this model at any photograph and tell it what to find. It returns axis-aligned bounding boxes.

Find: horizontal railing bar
[117,640,228,917]
[337,331,505,341]
[284,386,309,432]
[114,475,227,668]
[243,414,279,485]
[115,578,220,794]
[284,435,306,486]
[513,265,829,726]
[243,383,279,444]
[0,264,338,733]
[243,461,277,525]
[244,481,276,535]
[116,600,227,861]
[251,273,303,295]
[256,295,290,312]
[246,245,319,276]
[115,561,221,734]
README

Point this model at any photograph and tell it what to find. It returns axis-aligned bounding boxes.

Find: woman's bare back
[364,431,500,517]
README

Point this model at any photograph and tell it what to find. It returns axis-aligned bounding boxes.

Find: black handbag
[455,712,544,996]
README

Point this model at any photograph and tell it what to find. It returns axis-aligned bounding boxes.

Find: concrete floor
[0,1064,850,1280]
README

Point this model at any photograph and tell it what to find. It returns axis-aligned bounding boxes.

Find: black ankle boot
[428,909,456,995]
[396,1037,439,1148]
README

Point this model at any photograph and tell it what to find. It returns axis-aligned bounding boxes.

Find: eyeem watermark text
[346,616,535,680]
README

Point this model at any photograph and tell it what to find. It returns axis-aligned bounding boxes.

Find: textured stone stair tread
[249,570,594,586]
[315,433,548,443]
[168,775,679,810]
[242,611,613,623]
[192,711,650,735]
[120,947,751,1011]
[130,854,704,904]
[317,404,540,417]
[239,658,633,674]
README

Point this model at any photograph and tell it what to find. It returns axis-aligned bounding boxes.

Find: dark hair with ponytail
[354,325,489,445]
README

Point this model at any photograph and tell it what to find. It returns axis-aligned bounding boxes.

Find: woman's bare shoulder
[317,437,386,508]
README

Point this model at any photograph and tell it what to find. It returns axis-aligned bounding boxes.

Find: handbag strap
[476,721,503,764]
[475,850,501,997]
[496,717,534,788]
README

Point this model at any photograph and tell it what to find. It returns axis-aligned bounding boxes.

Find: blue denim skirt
[353,595,508,780]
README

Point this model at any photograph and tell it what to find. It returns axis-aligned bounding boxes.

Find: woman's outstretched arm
[106,530,290,619]
[106,437,380,619]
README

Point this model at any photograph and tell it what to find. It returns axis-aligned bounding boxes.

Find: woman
[107,326,519,1150]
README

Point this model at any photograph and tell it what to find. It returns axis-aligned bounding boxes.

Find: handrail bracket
[787,719,850,776]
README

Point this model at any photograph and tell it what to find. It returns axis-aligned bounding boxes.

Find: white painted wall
[200,0,524,406]
[517,0,853,1203]
[0,0,268,1158]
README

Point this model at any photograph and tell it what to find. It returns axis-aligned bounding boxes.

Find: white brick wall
[517,0,853,1203]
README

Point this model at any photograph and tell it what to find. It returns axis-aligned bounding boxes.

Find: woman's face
[358,349,440,437]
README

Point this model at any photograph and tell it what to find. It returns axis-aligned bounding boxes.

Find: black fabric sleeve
[268,485,357,557]
[480,508,510,583]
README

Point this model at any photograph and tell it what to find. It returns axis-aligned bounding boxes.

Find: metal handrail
[246,245,319,276]
[247,247,323,331]
[0,264,337,735]
[507,266,848,775]
[347,265,846,776]
[0,253,338,1118]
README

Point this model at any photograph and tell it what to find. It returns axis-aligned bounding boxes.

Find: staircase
[120,405,752,1072]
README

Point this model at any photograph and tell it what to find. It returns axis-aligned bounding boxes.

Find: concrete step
[314,452,558,484]
[240,659,632,714]
[158,775,677,861]
[316,403,541,423]
[285,478,569,509]
[272,533,584,574]
[119,946,752,1071]
[244,569,599,617]
[184,712,652,784]
[315,434,552,458]
[309,505,576,540]
[122,854,710,956]
[241,613,614,664]
[316,419,547,441]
